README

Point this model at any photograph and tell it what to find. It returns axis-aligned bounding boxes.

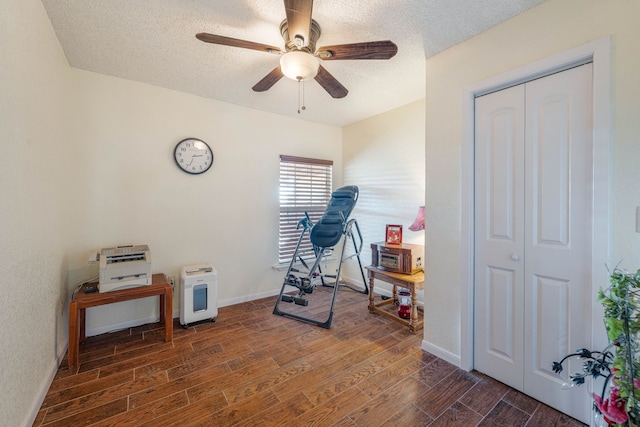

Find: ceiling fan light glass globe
[280,51,319,81]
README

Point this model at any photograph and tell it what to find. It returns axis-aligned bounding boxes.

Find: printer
[98,245,152,292]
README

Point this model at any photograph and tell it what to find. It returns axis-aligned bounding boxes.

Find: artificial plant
[552,267,640,426]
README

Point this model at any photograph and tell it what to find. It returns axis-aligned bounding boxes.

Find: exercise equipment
[273,185,368,329]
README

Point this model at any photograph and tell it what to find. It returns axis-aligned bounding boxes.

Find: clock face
[174,138,213,174]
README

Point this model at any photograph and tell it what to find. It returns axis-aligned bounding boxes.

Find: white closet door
[474,63,593,423]
[522,63,593,419]
[474,84,526,390]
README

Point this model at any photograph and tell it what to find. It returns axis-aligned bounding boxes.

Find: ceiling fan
[196,0,398,99]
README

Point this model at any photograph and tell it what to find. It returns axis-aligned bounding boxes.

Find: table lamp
[408,206,425,231]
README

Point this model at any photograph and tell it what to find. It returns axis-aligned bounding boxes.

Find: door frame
[460,37,612,372]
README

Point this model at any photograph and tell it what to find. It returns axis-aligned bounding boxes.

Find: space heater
[179,264,218,328]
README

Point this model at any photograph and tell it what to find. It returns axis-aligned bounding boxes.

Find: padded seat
[310,185,359,248]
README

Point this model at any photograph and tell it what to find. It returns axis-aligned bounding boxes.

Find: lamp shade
[408,206,425,231]
[280,51,320,81]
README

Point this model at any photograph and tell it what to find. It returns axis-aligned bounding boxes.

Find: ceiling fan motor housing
[280,19,321,54]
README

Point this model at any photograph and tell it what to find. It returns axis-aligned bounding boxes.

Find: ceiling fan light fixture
[280,51,319,81]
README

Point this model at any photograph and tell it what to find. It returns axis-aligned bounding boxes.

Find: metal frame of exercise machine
[273,185,368,329]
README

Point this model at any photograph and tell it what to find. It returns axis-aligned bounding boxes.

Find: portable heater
[179,264,217,328]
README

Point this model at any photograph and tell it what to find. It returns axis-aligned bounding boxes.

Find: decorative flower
[592,389,628,425]
[551,361,563,374]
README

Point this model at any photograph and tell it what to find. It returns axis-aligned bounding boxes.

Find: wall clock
[173,138,213,174]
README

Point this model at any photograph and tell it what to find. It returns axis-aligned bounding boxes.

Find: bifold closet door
[474,63,593,423]
[474,83,526,390]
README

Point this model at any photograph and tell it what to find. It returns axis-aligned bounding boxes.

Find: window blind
[279,155,333,264]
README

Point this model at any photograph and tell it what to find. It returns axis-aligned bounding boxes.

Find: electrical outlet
[168,276,175,287]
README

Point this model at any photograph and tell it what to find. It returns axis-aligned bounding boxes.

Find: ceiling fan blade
[317,41,398,60]
[314,65,348,99]
[196,33,282,54]
[252,66,284,92]
[284,0,313,47]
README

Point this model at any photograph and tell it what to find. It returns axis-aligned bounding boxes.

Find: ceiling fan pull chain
[297,77,307,114]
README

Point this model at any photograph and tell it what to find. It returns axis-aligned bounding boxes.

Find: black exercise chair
[273,185,368,329]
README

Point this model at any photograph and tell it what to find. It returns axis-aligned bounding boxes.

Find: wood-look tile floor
[34,285,587,426]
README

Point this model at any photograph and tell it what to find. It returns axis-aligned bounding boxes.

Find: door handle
[511,254,520,261]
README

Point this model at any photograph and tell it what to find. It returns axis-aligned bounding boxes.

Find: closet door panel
[474,84,525,390]
[523,63,593,421]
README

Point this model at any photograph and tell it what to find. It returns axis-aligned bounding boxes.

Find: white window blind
[279,155,333,264]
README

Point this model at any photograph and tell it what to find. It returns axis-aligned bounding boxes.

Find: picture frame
[385,224,403,245]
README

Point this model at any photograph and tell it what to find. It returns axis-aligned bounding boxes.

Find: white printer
[98,245,152,292]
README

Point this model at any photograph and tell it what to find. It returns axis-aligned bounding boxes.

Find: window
[278,155,333,264]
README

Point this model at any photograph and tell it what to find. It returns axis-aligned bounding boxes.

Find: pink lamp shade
[409,206,425,231]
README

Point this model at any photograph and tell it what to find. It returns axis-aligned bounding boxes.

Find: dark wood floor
[34,285,587,426]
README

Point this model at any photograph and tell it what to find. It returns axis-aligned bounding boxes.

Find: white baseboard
[86,313,162,337]
[421,339,462,369]
[218,289,282,308]
[23,344,67,427]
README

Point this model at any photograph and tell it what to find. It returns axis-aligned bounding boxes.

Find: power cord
[71,276,99,300]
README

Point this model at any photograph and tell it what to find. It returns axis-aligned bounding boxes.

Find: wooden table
[366,266,424,333]
[68,273,173,368]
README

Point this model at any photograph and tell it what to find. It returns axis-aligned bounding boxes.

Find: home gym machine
[273,185,368,329]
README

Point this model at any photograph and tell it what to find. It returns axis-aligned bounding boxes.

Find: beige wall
[2,1,342,425]
[68,69,342,335]
[342,99,426,294]
[0,1,74,425]
[424,0,640,357]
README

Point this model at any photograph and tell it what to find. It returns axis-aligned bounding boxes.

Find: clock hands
[188,153,209,169]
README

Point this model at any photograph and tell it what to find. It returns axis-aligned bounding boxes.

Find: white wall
[67,69,342,335]
[0,1,75,425]
[424,0,640,358]
[342,100,426,294]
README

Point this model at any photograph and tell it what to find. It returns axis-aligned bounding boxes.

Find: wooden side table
[68,273,173,368]
[366,266,424,333]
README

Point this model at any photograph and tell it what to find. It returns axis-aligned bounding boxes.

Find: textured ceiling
[40,0,544,127]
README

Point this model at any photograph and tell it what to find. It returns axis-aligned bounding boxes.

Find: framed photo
[385,224,403,245]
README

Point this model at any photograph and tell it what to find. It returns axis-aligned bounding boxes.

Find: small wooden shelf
[366,266,424,333]
[68,273,173,368]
